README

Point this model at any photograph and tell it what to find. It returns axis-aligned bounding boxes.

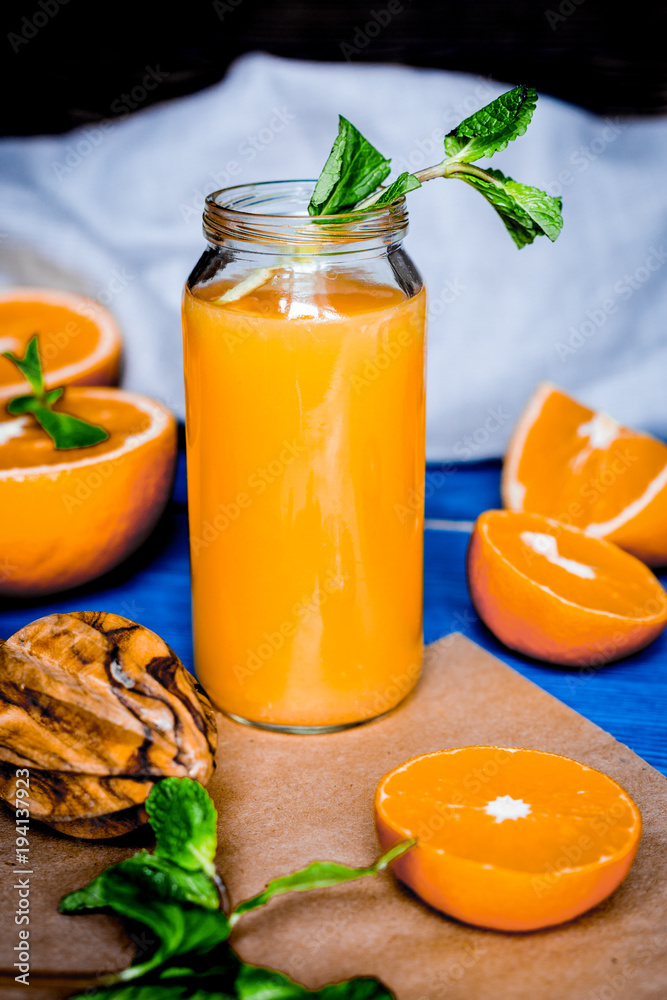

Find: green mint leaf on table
[443,84,538,162]
[69,966,390,999]
[60,854,229,981]
[235,965,393,999]
[68,980,236,999]
[229,839,414,925]
[60,852,220,912]
[4,334,109,449]
[61,777,406,1000]
[146,777,218,878]
[308,116,391,216]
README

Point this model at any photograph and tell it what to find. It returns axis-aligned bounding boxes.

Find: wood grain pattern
[0,612,217,836]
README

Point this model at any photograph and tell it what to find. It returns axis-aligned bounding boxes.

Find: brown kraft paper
[0,633,666,998]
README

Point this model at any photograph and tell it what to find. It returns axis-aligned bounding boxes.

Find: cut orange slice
[467,510,667,666]
[0,387,176,596]
[502,382,667,565]
[0,287,122,402]
[375,746,642,931]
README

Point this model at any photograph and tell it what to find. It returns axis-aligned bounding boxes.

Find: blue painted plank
[1,453,664,775]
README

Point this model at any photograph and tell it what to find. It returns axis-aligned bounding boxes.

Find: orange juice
[183,272,426,730]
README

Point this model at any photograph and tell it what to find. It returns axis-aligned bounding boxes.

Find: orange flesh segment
[376,748,641,873]
[0,391,151,470]
[506,385,667,527]
[488,512,665,618]
[0,301,106,386]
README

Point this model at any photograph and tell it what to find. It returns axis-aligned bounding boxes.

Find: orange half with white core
[467,510,667,666]
[0,287,122,402]
[502,382,667,566]
[375,746,642,932]
[0,387,176,596]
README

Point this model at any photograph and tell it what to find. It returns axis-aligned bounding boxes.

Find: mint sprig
[4,334,109,449]
[228,838,414,926]
[60,777,412,999]
[309,85,563,248]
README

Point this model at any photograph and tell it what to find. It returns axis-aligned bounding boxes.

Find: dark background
[2,0,666,137]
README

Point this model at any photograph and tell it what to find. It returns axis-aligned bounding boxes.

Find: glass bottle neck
[202,180,409,258]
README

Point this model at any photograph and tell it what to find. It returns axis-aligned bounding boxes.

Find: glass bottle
[182,180,426,732]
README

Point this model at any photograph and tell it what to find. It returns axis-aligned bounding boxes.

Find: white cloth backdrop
[1,52,666,460]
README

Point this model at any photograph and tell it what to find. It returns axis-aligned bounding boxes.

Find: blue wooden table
[2,447,665,775]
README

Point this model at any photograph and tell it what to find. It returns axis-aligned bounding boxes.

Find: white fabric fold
[1,52,666,459]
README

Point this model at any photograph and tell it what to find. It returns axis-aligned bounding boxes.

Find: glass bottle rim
[202,179,409,253]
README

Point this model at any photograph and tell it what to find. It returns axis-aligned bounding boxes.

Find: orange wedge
[502,382,667,566]
[0,387,176,596]
[0,287,122,403]
[375,746,642,931]
[467,510,667,666]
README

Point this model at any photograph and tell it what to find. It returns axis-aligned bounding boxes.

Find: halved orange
[0,287,122,403]
[0,387,176,596]
[467,510,667,666]
[375,746,642,931]
[502,382,667,565]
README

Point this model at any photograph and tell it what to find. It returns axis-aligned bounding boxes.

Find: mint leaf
[146,778,218,879]
[236,965,393,999]
[67,963,391,999]
[373,172,421,207]
[309,116,391,216]
[4,334,110,449]
[69,986,232,999]
[60,856,230,981]
[3,334,44,395]
[59,851,220,914]
[443,85,538,163]
[454,165,563,247]
[31,404,109,448]
[230,840,414,924]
